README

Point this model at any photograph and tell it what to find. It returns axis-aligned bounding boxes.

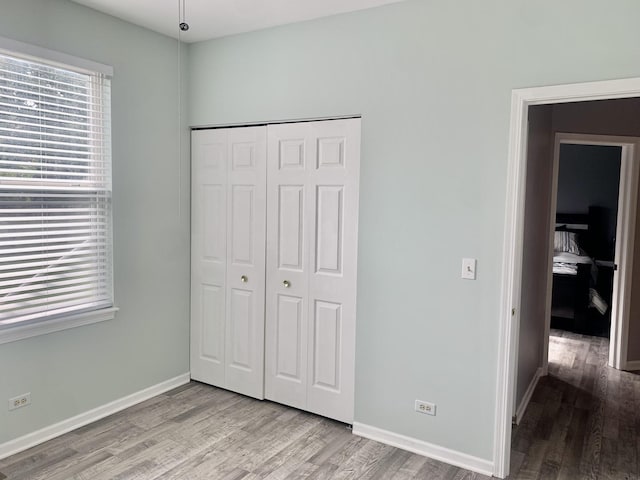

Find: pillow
[554,231,581,255]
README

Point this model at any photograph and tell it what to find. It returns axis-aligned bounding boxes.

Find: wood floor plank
[26,450,112,480]
[0,446,78,480]
[328,439,394,480]
[251,420,340,479]
[83,438,189,480]
[387,452,429,480]
[303,462,339,480]
[306,427,353,466]
[364,449,412,480]
[513,439,548,480]
[281,462,320,479]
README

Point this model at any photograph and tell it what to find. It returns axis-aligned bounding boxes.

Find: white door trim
[542,133,639,373]
[494,77,640,479]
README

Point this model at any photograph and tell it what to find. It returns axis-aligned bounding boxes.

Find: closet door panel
[278,186,304,270]
[311,300,342,391]
[191,129,228,386]
[228,287,253,369]
[275,294,304,380]
[225,126,267,399]
[270,293,306,408]
[306,119,360,424]
[230,186,255,265]
[265,123,314,408]
[266,119,360,423]
[200,285,225,362]
[315,186,344,275]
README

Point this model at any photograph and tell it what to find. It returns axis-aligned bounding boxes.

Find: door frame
[493,77,640,479]
[543,133,640,373]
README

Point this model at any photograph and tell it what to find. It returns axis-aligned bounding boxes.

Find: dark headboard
[588,206,615,261]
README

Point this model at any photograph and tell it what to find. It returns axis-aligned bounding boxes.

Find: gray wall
[0,0,190,443]
[515,106,553,413]
[188,0,640,462]
[557,143,621,257]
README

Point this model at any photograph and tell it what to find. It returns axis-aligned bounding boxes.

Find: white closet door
[225,126,267,399]
[306,119,360,423]
[191,127,266,400]
[265,123,312,410]
[191,129,228,387]
[265,118,360,423]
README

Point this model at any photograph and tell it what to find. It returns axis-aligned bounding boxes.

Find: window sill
[0,307,119,345]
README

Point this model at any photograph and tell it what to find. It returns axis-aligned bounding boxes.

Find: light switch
[461,258,477,280]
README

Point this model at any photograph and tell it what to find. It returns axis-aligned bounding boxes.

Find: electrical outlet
[8,393,31,411]
[415,399,436,416]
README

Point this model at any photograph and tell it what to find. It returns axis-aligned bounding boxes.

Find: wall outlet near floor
[8,392,31,411]
[415,399,436,416]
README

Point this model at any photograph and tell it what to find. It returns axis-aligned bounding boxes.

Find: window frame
[0,37,117,344]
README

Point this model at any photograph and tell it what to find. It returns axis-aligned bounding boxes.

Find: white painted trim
[624,360,640,371]
[0,373,190,460]
[507,78,640,105]
[497,76,640,479]
[609,141,639,369]
[514,367,543,425]
[0,307,119,345]
[352,422,493,477]
[494,88,528,479]
[0,35,113,76]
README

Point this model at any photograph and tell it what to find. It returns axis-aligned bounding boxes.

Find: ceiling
[71,0,407,43]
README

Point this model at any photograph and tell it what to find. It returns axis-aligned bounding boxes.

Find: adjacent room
[2,0,640,478]
[513,99,640,477]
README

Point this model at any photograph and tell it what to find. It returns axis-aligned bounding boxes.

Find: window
[0,39,115,342]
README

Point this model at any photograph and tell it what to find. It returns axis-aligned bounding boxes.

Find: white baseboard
[541,363,549,376]
[514,367,543,425]
[352,422,494,476]
[624,360,640,371]
[0,372,190,460]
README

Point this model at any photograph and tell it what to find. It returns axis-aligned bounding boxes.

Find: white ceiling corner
[70,0,407,43]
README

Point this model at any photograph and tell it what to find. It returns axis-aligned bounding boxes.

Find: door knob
[283,280,290,288]
[241,275,248,283]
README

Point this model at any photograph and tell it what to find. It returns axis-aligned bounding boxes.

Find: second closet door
[225,126,267,398]
[264,119,360,424]
[191,126,266,400]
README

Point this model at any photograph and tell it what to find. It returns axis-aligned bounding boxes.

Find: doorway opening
[494,79,640,479]
[549,142,621,339]
[543,134,639,375]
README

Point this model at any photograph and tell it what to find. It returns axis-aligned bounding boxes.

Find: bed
[551,210,609,335]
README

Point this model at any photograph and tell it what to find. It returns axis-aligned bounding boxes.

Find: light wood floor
[510,329,639,479]
[0,383,488,479]
[1,329,634,479]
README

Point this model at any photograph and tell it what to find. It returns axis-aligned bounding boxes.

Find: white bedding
[553,252,593,264]
[552,252,593,276]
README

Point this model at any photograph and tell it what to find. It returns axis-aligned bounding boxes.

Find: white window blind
[0,51,113,327]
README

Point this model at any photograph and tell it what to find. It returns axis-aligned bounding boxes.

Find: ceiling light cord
[179,0,189,31]
[177,0,184,221]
